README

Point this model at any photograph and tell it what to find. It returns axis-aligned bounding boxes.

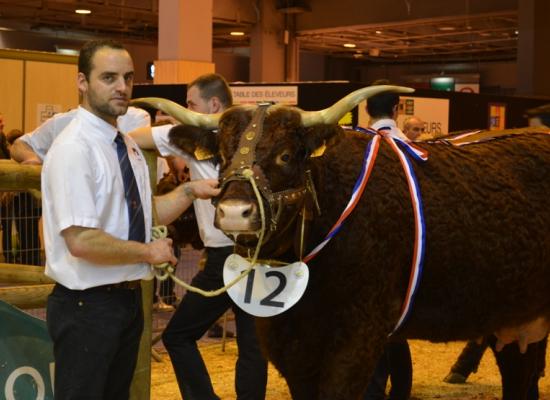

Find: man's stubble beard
[88,91,129,121]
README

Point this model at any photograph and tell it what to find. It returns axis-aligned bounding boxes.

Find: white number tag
[223,254,309,317]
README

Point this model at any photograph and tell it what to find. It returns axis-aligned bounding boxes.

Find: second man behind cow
[130,73,268,400]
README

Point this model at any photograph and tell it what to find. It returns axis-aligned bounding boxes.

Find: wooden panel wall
[0,59,24,133]
[24,61,78,132]
[154,59,214,84]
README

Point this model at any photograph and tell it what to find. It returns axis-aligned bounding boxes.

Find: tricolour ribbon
[305,127,428,333]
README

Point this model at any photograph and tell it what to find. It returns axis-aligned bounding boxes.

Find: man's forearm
[10,140,42,164]
[62,226,151,265]
[128,126,156,149]
[62,225,177,266]
[154,183,194,225]
[154,179,221,225]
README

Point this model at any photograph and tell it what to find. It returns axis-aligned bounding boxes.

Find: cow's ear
[304,125,340,158]
[168,125,219,161]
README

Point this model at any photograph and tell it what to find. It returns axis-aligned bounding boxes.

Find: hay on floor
[151,339,550,399]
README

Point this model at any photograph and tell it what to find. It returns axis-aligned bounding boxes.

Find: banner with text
[0,300,54,400]
[231,86,298,105]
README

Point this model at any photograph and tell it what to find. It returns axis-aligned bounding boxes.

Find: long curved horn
[130,97,220,129]
[299,85,414,127]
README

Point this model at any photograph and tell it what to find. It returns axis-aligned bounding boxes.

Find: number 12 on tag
[223,254,310,317]
[244,269,286,308]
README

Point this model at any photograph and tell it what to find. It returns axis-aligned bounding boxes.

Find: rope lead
[150,170,267,297]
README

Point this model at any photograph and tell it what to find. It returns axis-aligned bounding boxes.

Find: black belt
[100,280,142,290]
[56,280,142,293]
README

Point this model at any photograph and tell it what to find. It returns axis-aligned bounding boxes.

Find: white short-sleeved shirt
[20,106,150,161]
[152,124,234,248]
[42,107,153,290]
[370,118,410,142]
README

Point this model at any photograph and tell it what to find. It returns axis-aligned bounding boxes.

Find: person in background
[364,80,413,400]
[10,105,150,165]
[366,81,409,142]
[130,73,268,400]
[402,116,426,141]
[0,113,9,158]
[0,116,15,263]
[42,39,220,400]
[0,128,42,265]
[525,103,550,127]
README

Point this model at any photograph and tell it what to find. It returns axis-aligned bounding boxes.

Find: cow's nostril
[241,205,253,218]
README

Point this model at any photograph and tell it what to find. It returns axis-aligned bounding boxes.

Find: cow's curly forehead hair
[218,106,305,156]
[78,39,126,80]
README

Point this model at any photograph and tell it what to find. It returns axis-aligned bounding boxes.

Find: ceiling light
[438,26,456,31]
[75,9,92,15]
[375,30,382,35]
[343,43,356,48]
[230,31,245,36]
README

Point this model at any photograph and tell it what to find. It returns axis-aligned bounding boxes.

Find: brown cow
[133,87,550,400]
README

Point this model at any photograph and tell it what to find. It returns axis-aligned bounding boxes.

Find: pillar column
[285,14,300,82]
[517,0,550,96]
[249,0,286,82]
[155,0,215,84]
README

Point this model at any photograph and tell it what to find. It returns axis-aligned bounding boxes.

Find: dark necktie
[114,133,146,243]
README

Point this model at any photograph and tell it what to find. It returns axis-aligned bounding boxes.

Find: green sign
[0,300,54,400]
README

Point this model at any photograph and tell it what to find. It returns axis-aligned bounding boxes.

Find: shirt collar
[76,106,119,143]
[370,118,397,131]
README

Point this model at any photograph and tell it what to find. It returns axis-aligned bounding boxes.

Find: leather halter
[218,104,312,240]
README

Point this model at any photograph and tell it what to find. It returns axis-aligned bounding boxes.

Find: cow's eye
[276,152,291,165]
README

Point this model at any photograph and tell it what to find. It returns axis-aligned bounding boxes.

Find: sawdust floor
[151,339,550,399]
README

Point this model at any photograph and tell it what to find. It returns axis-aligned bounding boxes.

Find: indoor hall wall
[24,61,78,132]
[213,50,250,82]
[0,50,78,134]
[299,52,326,82]
[300,56,518,95]
[130,46,251,85]
[0,30,80,54]
[358,60,518,94]
[0,30,157,85]
[124,42,158,84]
[0,59,24,134]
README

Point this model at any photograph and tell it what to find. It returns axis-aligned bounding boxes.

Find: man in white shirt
[42,39,220,400]
[366,85,409,142]
[130,73,268,400]
[364,83,413,400]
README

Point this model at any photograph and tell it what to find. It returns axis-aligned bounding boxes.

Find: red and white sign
[455,83,480,94]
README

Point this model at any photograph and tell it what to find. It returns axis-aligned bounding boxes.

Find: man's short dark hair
[367,92,400,119]
[78,39,126,80]
[366,79,400,119]
[189,73,233,108]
